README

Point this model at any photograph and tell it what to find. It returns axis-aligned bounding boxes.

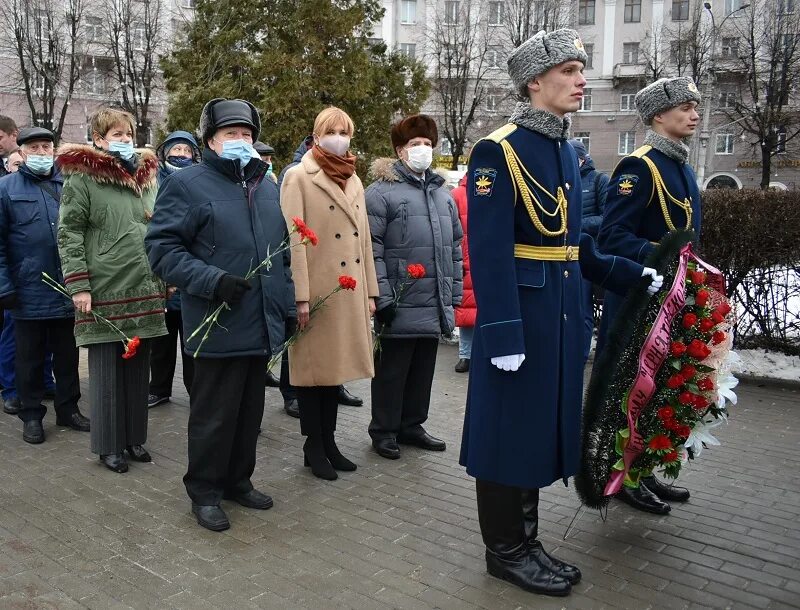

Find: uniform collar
[509,103,570,140]
[644,129,689,164]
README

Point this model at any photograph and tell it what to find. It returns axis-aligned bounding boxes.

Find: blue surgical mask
[167,155,193,169]
[108,140,135,160]
[219,139,256,167]
[266,162,273,176]
[26,154,54,175]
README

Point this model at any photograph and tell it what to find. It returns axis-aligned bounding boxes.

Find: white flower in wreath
[716,373,739,410]
[685,418,723,459]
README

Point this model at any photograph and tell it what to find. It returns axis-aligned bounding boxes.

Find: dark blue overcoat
[459,123,643,490]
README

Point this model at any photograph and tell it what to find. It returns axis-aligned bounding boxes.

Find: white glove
[491,354,526,372]
[642,267,664,295]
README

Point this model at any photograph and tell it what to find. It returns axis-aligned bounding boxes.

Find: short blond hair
[90,107,135,140]
[313,107,354,137]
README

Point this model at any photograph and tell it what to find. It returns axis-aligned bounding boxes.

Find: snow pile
[730,348,800,383]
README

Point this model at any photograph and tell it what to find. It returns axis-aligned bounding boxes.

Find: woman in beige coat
[280,107,379,480]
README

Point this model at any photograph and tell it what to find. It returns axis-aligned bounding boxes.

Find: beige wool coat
[280,151,379,387]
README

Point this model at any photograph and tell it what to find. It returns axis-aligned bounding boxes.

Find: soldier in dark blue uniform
[459,29,664,597]
[596,76,702,515]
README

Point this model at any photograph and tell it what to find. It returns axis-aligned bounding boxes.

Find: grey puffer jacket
[365,158,463,338]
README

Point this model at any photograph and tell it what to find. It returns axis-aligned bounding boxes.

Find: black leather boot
[322,402,356,472]
[303,437,337,480]
[476,479,571,597]
[642,475,690,502]
[522,489,581,585]
[616,483,671,514]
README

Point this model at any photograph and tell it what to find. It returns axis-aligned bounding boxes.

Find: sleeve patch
[617,174,639,196]
[474,168,497,197]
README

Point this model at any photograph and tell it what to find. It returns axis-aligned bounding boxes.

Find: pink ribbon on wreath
[604,243,724,496]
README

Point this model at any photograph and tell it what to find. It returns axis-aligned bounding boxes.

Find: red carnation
[292,216,319,246]
[716,302,732,316]
[648,435,672,451]
[667,374,684,389]
[712,330,727,345]
[663,450,680,463]
[680,364,697,381]
[678,391,695,405]
[663,418,679,432]
[691,270,707,285]
[695,289,710,307]
[682,313,698,329]
[687,339,711,360]
[693,395,710,410]
[711,310,724,324]
[697,377,715,391]
[406,263,426,279]
[122,336,141,360]
[699,318,715,333]
[676,424,692,439]
[670,341,687,357]
[338,275,357,291]
[657,406,675,421]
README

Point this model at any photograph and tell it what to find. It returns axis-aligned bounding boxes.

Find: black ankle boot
[522,489,581,585]
[642,475,690,502]
[303,437,337,480]
[321,398,355,471]
[323,434,357,471]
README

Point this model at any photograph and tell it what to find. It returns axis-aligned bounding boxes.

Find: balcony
[613,62,647,85]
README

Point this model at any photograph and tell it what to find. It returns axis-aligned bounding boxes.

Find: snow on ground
[732,348,800,383]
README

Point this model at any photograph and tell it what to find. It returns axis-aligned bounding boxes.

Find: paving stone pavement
[0,344,798,610]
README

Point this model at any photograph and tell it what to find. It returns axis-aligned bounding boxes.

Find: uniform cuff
[480,319,525,358]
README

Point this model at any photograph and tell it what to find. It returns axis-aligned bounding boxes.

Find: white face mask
[405,144,433,173]
[317,135,350,157]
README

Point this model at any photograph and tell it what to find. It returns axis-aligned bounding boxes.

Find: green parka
[56,144,167,347]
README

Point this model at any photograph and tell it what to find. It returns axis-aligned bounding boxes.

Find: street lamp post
[696,1,749,189]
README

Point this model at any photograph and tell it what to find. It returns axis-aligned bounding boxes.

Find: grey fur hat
[507,29,588,96]
[635,77,702,125]
[199,98,261,145]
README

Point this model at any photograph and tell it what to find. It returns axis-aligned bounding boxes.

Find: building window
[578,0,596,25]
[488,1,505,25]
[779,0,795,13]
[400,0,417,24]
[624,0,641,22]
[620,93,636,110]
[619,131,636,155]
[444,1,460,24]
[580,88,593,111]
[35,10,49,40]
[85,16,103,42]
[487,46,503,68]
[672,0,689,20]
[724,0,744,15]
[399,43,416,59]
[486,91,501,112]
[584,43,594,69]
[718,89,737,108]
[623,42,640,64]
[132,23,146,51]
[720,37,739,58]
[441,138,452,156]
[777,128,787,153]
[715,133,735,154]
[574,131,591,153]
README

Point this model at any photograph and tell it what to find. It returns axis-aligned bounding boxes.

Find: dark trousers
[184,356,266,505]
[87,339,151,455]
[369,337,438,441]
[297,385,338,437]
[149,309,193,397]
[279,317,297,402]
[15,318,80,422]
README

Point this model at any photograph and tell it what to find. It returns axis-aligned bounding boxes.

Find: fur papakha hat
[199,98,261,145]
[635,77,702,125]
[507,29,588,96]
[390,114,438,150]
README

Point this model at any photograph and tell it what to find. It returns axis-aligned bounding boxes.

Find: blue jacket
[145,150,294,358]
[459,121,643,490]
[0,165,74,320]
[579,156,608,237]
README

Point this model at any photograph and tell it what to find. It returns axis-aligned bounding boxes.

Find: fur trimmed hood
[56,143,158,195]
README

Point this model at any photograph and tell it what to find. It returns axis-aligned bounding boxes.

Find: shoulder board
[629,145,653,159]
[482,123,517,144]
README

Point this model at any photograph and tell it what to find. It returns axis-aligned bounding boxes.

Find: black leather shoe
[284,399,300,418]
[265,370,280,388]
[485,550,572,597]
[56,411,90,432]
[100,453,128,473]
[192,503,230,531]
[224,488,274,510]
[455,358,470,373]
[126,445,152,462]
[642,475,690,502]
[147,394,169,409]
[616,484,671,515]
[23,419,45,444]
[3,396,21,415]
[396,430,446,451]
[337,385,363,407]
[529,540,581,584]
[372,438,401,460]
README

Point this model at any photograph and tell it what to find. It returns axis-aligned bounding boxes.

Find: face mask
[219,139,256,167]
[108,140,135,160]
[25,154,54,175]
[318,135,350,157]
[266,162,273,176]
[405,144,433,173]
[167,155,193,169]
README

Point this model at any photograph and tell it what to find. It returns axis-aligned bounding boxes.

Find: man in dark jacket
[146,98,293,532]
[366,114,463,460]
[568,138,608,361]
[0,127,89,444]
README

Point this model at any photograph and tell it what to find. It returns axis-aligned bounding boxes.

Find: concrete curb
[737,374,800,391]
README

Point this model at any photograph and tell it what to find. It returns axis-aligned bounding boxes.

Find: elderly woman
[280,107,379,480]
[57,107,167,474]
